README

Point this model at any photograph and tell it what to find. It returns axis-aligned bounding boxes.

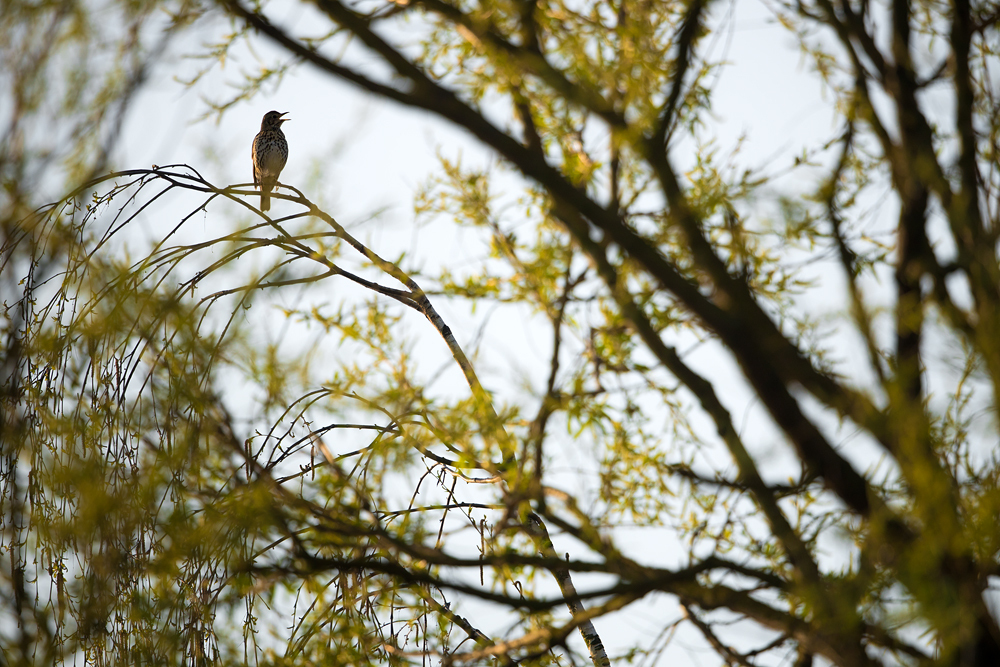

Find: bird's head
[261,110,290,129]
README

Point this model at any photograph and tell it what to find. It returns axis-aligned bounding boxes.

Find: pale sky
[109,1,855,663]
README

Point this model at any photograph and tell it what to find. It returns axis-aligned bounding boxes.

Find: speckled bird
[251,111,289,212]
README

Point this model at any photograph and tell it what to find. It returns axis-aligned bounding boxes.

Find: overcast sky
[108,1,854,663]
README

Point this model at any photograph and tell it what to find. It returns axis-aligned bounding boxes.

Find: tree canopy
[3,0,1000,665]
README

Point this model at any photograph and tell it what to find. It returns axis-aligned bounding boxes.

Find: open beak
[280,112,290,123]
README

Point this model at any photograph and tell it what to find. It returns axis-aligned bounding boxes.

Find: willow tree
[4,0,1000,665]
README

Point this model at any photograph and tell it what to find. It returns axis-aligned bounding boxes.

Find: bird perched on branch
[251,110,289,212]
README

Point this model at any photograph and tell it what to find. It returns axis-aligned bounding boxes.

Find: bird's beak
[280,112,290,123]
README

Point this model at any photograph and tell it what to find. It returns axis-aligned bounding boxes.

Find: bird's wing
[251,135,260,186]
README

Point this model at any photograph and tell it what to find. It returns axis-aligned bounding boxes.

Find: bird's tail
[260,191,270,212]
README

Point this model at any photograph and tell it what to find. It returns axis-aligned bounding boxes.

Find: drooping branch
[69,164,627,664]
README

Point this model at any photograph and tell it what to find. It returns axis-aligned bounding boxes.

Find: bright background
[107,0,867,663]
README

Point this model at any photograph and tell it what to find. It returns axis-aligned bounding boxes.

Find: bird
[251,110,289,212]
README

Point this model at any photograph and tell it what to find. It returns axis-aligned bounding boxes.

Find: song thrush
[252,111,289,212]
